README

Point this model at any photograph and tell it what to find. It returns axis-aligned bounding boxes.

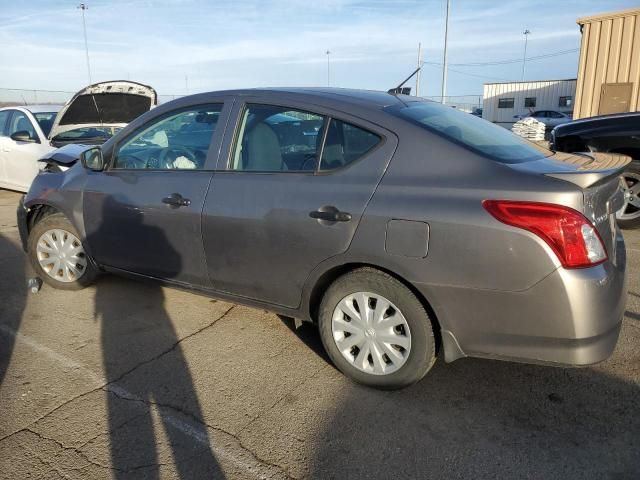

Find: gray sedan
[18,88,628,389]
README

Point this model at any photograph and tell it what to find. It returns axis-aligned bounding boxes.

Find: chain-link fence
[0,88,183,107]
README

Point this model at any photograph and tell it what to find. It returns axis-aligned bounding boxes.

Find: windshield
[33,112,57,137]
[387,101,553,164]
[52,126,120,142]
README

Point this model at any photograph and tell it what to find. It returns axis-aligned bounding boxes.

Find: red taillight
[482,200,607,269]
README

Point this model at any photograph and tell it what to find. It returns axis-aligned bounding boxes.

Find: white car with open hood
[0,80,157,192]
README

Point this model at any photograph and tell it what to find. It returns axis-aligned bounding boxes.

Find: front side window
[231,104,326,172]
[8,111,37,140]
[114,104,222,170]
[320,119,381,171]
[498,98,514,109]
[388,101,553,164]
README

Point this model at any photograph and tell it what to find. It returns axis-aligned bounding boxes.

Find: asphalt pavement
[0,188,638,479]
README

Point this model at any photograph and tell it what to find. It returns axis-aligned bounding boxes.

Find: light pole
[78,3,92,84]
[521,29,531,81]
[416,42,422,97]
[326,50,331,87]
[440,0,450,104]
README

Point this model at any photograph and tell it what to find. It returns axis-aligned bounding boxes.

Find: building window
[498,98,514,108]
[524,97,536,108]
[559,96,572,107]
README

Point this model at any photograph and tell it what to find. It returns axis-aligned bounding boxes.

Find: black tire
[318,268,436,390]
[27,212,98,290]
[618,160,640,230]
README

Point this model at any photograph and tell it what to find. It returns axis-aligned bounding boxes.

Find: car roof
[0,104,63,114]
[191,87,418,113]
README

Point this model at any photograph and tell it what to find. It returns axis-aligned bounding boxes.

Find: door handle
[309,208,352,222]
[162,193,191,208]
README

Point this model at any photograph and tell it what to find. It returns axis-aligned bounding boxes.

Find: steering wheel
[300,153,318,172]
[158,147,197,169]
[117,154,147,169]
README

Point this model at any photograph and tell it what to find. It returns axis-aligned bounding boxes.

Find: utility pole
[440,0,450,104]
[185,74,189,94]
[415,42,422,97]
[78,3,92,84]
[521,29,531,81]
[326,50,331,87]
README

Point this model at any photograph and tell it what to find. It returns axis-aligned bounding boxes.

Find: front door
[83,101,230,286]
[202,100,397,307]
[3,110,51,190]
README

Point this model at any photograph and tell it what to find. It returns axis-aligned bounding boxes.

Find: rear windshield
[387,101,553,164]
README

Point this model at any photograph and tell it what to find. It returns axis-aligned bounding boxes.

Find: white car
[513,110,572,128]
[0,81,157,192]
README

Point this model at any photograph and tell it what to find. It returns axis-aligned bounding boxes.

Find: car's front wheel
[28,212,98,290]
[318,268,436,389]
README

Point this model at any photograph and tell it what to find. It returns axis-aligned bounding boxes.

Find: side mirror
[80,147,104,171]
[11,130,37,143]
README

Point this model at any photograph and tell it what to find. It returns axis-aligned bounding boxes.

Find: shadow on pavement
[310,356,640,479]
[277,315,333,366]
[91,197,224,478]
[0,232,27,387]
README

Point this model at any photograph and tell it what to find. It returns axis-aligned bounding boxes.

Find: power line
[422,62,510,82]
[440,48,579,68]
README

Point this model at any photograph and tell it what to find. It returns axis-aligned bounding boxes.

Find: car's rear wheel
[318,268,436,389]
[28,213,98,290]
[617,161,640,229]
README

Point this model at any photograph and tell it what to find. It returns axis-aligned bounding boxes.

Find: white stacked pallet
[511,117,546,141]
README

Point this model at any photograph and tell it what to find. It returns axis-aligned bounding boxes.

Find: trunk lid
[48,80,157,140]
[510,151,629,264]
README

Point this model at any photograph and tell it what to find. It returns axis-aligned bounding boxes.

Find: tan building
[574,7,640,119]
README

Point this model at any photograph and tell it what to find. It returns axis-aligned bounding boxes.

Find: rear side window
[0,111,10,136]
[320,119,381,171]
[231,104,326,172]
[389,101,552,164]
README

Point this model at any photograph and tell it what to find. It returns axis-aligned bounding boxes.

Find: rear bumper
[16,195,29,252]
[421,233,627,366]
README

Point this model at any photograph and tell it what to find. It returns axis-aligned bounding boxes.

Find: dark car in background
[552,112,640,228]
[18,88,628,389]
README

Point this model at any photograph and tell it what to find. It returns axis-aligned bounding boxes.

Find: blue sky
[0,0,638,97]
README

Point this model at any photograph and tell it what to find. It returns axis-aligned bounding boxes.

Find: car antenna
[388,66,422,95]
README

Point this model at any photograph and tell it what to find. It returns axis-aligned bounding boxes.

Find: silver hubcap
[617,173,640,221]
[36,229,87,283]
[331,292,411,375]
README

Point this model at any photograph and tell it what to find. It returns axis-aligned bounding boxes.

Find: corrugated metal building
[574,7,640,119]
[482,79,576,127]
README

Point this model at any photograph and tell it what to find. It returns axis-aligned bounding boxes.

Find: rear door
[202,98,397,307]
[82,99,232,286]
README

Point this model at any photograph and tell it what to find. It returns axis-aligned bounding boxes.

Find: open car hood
[48,80,157,139]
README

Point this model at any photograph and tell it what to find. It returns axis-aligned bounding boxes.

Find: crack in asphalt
[107,386,295,479]
[105,304,236,388]
[0,304,236,445]
[23,427,119,473]
[0,303,297,478]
